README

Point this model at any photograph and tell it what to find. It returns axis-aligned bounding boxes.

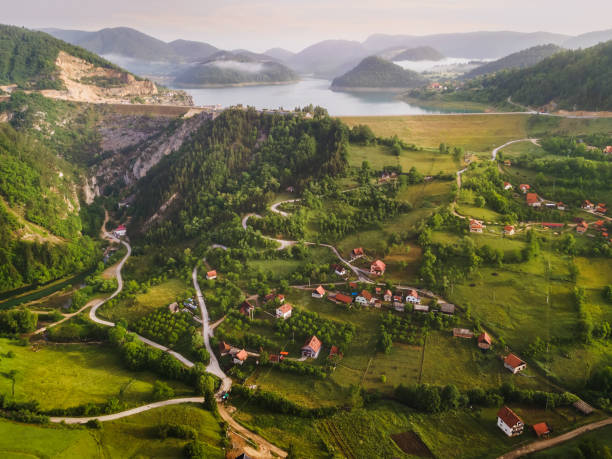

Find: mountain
[563,29,612,49]
[288,40,369,78]
[363,31,569,59]
[168,39,218,61]
[471,41,612,111]
[462,44,563,80]
[173,51,298,87]
[331,56,427,91]
[391,46,444,61]
[264,48,295,62]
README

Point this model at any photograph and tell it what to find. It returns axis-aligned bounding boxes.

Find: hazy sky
[5,0,612,51]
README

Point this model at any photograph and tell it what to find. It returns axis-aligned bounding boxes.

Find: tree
[474,195,486,208]
[7,369,17,397]
[151,380,175,401]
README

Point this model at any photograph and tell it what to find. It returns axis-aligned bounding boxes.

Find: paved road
[498,417,612,459]
[270,199,300,217]
[491,138,539,161]
[50,397,205,424]
[242,213,296,250]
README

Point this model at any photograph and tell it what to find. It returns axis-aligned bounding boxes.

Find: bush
[151,380,175,401]
[184,440,208,458]
[85,419,102,429]
[157,423,197,440]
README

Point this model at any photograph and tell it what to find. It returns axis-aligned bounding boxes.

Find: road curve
[50,397,205,424]
[491,138,539,161]
[242,213,296,250]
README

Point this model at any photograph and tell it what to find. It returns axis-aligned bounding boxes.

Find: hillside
[331,56,427,91]
[392,46,444,61]
[173,52,298,87]
[462,44,563,79]
[264,47,295,62]
[563,28,612,49]
[473,40,612,110]
[288,40,368,78]
[167,39,219,61]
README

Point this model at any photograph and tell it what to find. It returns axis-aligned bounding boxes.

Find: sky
[4,0,612,52]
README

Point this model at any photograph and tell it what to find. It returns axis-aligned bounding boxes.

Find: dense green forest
[129,107,348,243]
[465,40,612,110]
[0,24,121,89]
[331,56,427,89]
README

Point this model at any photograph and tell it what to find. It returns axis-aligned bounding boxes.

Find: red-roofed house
[470,219,484,233]
[375,287,382,295]
[478,331,492,350]
[519,184,530,193]
[219,341,231,356]
[370,260,386,276]
[384,289,393,302]
[526,193,541,207]
[239,301,255,317]
[533,422,550,438]
[504,354,527,374]
[582,200,594,210]
[334,293,353,306]
[406,289,420,304]
[206,270,217,280]
[301,335,322,359]
[605,146,612,154]
[356,290,374,306]
[557,202,566,211]
[352,247,364,258]
[329,345,343,359]
[504,182,513,191]
[312,285,326,299]
[497,406,524,437]
[276,294,285,304]
[504,225,515,235]
[332,264,347,276]
[393,294,405,312]
[349,282,358,291]
[596,203,607,214]
[276,303,293,320]
[113,224,127,237]
[576,221,589,234]
[233,349,248,365]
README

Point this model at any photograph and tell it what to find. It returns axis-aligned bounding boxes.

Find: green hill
[0,24,119,89]
[331,56,427,91]
[173,52,298,87]
[462,44,563,79]
[391,46,444,61]
[469,40,612,110]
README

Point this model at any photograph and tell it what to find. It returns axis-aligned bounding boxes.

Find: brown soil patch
[391,431,433,457]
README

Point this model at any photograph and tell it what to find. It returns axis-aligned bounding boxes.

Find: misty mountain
[168,39,219,61]
[264,47,295,62]
[363,31,569,59]
[331,56,427,91]
[391,46,444,61]
[563,28,612,49]
[288,40,369,78]
[462,44,563,80]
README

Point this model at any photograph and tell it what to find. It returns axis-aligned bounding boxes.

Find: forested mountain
[462,44,563,79]
[130,108,347,242]
[264,48,295,62]
[331,56,427,91]
[470,40,612,110]
[173,52,298,87]
[167,39,219,61]
[287,40,369,78]
[392,46,444,61]
[563,28,612,49]
[0,24,119,89]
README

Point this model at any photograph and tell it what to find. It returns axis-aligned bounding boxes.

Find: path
[498,417,612,459]
[242,213,296,250]
[50,397,205,424]
[491,138,539,161]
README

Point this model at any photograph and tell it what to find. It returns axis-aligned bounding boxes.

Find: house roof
[352,247,364,255]
[533,422,550,436]
[219,341,231,352]
[360,290,373,301]
[206,270,217,277]
[605,146,612,153]
[504,182,512,187]
[504,225,514,231]
[314,285,326,295]
[408,289,419,298]
[302,335,322,353]
[583,200,593,206]
[371,260,386,271]
[385,289,393,296]
[520,184,530,190]
[115,224,126,230]
[349,282,358,288]
[235,349,248,361]
[504,353,525,369]
[334,293,353,304]
[470,219,483,229]
[478,331,492,345]
[277,303,292,314]
[526,193,539,204]
[329,345,342,357]
[332,263,345,272]
[497,406,523,428]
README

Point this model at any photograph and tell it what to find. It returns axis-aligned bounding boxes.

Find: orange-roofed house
[478,331,492,350]
[526,193,541,207]
[233,349,248,365]
[384,289,393,302]
[605,146,612,154]
[504,353,527,374]
[301,335,322,359]
[334,293,353,306]
[276,303,293,320]
[519,184,530,193]
[497,406,524,437]
[312,285,326,299]
[469,219,484,233]
[596,203,607,213]
[557,202,566,210]
[576,221,589,234]
[370,260,386,276]
[533,422,550,438]
[504,225,515,235]
[356,290,374,306]
[352,247,364,258]
[113,224,127,237]
[239,300,255,317]
[503,182,513,191]
[206,270,217,280]
[582,200,594,210]
[406,289,420,304]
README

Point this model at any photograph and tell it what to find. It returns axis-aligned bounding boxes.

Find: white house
[384,290,393,302]
[504,354,527,374]
[497,406,524,437]
[469,219,484,233]
[503,226,515,236]
[276,303,293,320]
[405,289,420,304]
[333,264,347,276]
[312,285,326,299]
[503,182,513,191]
[301,335,322,359]
[113,224,127,237]
[206,270,217,280]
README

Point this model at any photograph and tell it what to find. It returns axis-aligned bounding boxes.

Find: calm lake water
[179,78,449,116]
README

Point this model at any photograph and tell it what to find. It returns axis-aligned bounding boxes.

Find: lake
[179,78,452,116]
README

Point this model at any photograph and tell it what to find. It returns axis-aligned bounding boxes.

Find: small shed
[439,303,455,315]
[533,422,550,438]
[453,328,474,339]
[573,400,595,415]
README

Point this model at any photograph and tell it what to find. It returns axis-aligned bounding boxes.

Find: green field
[0,339,193,410]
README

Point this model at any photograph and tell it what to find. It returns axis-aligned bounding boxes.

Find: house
[301,335,322,359]
[351,247,364,258]
[370,260,386,276]
[276,294,285,304]
[276,303,293,320]
[375,287,382,295]
[469,219,484,233]
[206,270,217,280]
[477,331,492,350]
[440,302,455,315]
[233,349,248,365]
[219,341,232,356]
[533,422,550,438]
[384,289,393,302]
[405,289,420,304]
[504,353,527,374]
[503,225,515,236]
[503,182,513,191]
[333,293,353,306]
[355,290,374,306]
[269,354,281,364]
[582,200,594,210]
[113,224,127,237]
[413,304,429,313]
[497,406,524,437]
[349,281,358,291]
[542,222,564,229]
[605,146,612,154]
[526,193,541,207]
[239,301,255,317]
[519,184,530,193]
[329,345,343,359]
[557,202,566,210]
[595,203,607,214]
[576,221,589,234]
[374,299,382,308]
[312,285,326,299]
[332,264,347,276]
[504,159,512,167]
[453,328,474,338]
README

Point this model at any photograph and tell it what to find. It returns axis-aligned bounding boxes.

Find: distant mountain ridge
[391,46,444,61]
[331,56,427,91]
